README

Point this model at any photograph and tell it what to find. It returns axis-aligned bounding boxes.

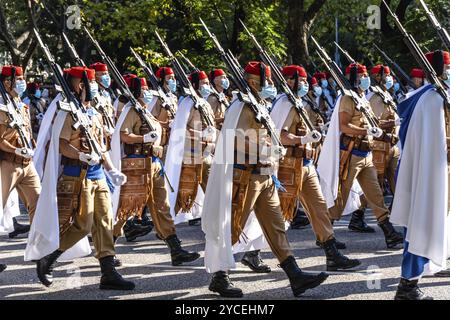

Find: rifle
[333,41,355,64]
[240,19,318,136]
[154,31,215,128]
[0,79,33,152]
[302,95,328,123]
[419,0,450,51]
[33,27,102,158]
[310,36,379,129]
[382,0,450,108]
[177,50,230,108]
[83,27,158,134]
[130,47,177,118]
[200,18,284,150]
[373,44,415,90]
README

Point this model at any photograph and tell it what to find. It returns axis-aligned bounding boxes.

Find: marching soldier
[34,66,134,290]
[203,61,329,298]
[111,73,200,266]
[348,65,400,233]
[207,69,230,129]
[322,63,403,249]
[0,65,41,272]
[409,68,426,91]
[272,65,360,271]
[314,71,334,117]
[24,81,47,139]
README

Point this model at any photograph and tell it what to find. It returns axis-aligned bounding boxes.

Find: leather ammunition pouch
[231,165,253,245]
[277,156,304,222]
[1,152,31,166]
[176,163,203,213]
[57,173,85,235]
[341,134,371,152]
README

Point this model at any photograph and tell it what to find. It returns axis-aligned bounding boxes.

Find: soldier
[348,65,400,233]
[392,50,450,300]
[272,64,360,271]
[90,62,116,132]
[203,61,329,298]
[0,65,41,273]
[409,68,426,91]
[319,62,403,249]
[111,73,200,266]
[314,71,334,117]
[23,81,47,139]
[207,69,230,129]
[33,66,134,290]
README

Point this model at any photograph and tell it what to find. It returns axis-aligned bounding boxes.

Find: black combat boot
[0,264,6,273]
[290,209,310,229]
[8,217,30,238]
[280,255,329,297]
[316,239,346,250]
[208,271,243,298]
[348,209,375,233]
[140,214,154,228]
[378,219,403,249]
[241,250,271,273]
[99,256,135,290]
[123,219,152,242]
[322,239,361,271]
[165,234,200,266]
[36,249,64,287]
[112,236,122,267]
[394,278,433,300]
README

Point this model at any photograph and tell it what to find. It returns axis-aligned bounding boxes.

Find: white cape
[25,111,91,262]
[0,188,20,234]
[391,88,450,272]
[317,95,362,215]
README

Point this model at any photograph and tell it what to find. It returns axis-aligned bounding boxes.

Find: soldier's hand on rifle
[202,126,217,143]
[366,127,383,138]
[108,168,127,186]
[15,147,34,159]
[260,142,286,162]
[79,152,101,166]
[143,131,159,144]
[104,126,115,137]
[301,130,322,144]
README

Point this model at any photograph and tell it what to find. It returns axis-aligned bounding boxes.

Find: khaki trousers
[298,165,334,242]
[232,173,292,263]
[59,176,115,259]
[1,160,41,222]
[329,153,389,221]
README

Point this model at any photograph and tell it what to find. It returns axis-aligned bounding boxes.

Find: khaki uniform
[114,108,175,239]
[58,110,114,259]
[280,107,334,242]
[0,97,40,222]
[207,94,227,130]
[328,95,389,221]
[232,104,292,263]
[151,93,178,160]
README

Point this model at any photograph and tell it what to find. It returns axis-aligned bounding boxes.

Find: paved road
[1,211,449,300]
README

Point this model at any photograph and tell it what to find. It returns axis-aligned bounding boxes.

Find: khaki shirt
[0,96,33,148]
[120,107,161,146]
[151,92,178,122]
[207,94,226,124]
[339,94,376,140]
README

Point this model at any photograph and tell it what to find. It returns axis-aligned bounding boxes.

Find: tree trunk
[230,1,245,56]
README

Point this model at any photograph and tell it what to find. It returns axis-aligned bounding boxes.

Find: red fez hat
[345,63,367,75]
[69,67,96,81]
[309,77,318,86]
[371,64,391,75]
[89,62,108,72]
[188,70,208,82]
[410,68,425,78]
[313,72,327,80]
[244,61,271,78]
[27,82,40,91]
[123,73,138,88]
[155,67,174,78]
[1,65,23,77]
[425,51,450,66]
[325,72,333,79]
[210,69,226,79]
[140,78,147,87]
[282,65,307,78]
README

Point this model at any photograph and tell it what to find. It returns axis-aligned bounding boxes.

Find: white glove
[366,127,383,138]
[143,131,159,144]
[36,113,44,121]
[395,117,401,126]
[15,147,34,159]
[78,152,101,166]
[104,126,115,137]
[300,130,322,145]
[108,169,127,186]
[202,126,217,143]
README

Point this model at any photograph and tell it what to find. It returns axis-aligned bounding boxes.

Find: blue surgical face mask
[259,82,277,100]
[393,82,400,93]
[167,79,177,93]
[443,70,450,87]
[143,90,153,105]
[384,75,394,90]
[329,79,336,88]
[90,81,99,98]
[313,86,323,96]
[358,76,371,91]
[14,80,26,96]
[100,74,111,88]
[42,88,49,99]
[221,78,230,90]
[200,84,212,98]
[34,89,42,99]
[297,82,309,97]
[321,79,328,89]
